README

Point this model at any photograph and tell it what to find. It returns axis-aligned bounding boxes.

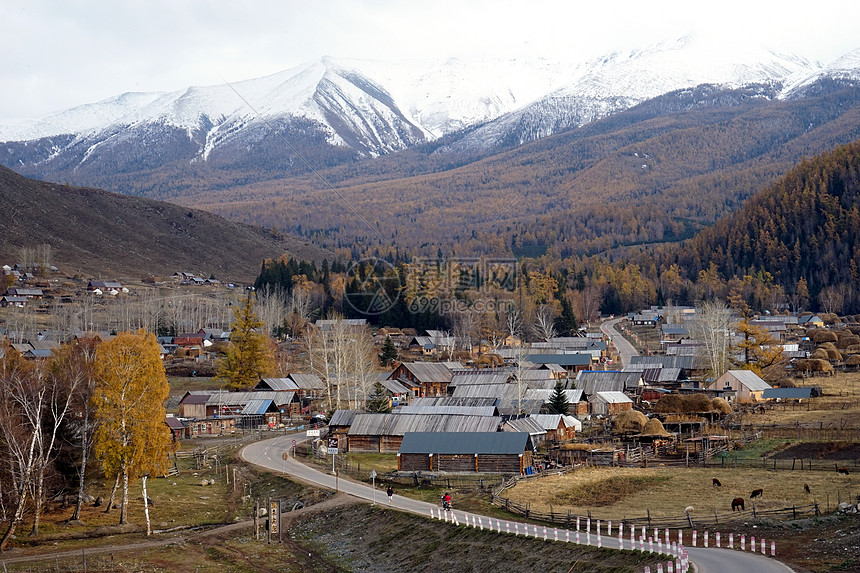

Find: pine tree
[380,336,398,366]
[218,297,274,390]
[547,381,569,415]
[93,330,172,525]
[366,382,392,413]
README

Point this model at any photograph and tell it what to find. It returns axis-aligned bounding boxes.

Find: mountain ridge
[0,165,332,281]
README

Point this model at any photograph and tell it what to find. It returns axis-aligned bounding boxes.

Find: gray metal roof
[391,362,455,383]
[395,405,498,416]
[347,414,502,436]
[575,371,642,394]
[589,391,633,404]
[531,414,582,431]
[526,353,593,367]
[242,399,275,415]
[329,409,359,427]
[398,432,531,455]
[524,388,583,404]
[258,378,300,391]
[410,397,498,408]
[762,387,813,399]
[449,373,510,386]
[289,373,326,389]
[718,370,772,392]
[502,416,547,434]
[204,391,295,408]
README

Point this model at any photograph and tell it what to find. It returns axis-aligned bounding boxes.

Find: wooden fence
[490,474,837,529]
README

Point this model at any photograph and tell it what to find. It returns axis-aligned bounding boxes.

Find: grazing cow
[804,483,811,494]
[731,497,745,511]
[712,478,722,487]
[750,488,763,499]
[684,506,694,514]
[836,464,850,475]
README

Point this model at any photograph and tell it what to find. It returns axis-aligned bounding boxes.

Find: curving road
[601,317,639,369]
[242,434,795,573]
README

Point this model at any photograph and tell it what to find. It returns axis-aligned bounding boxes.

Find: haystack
[685,393,714,413]
[836,335,860,349]
[810,348,830,360]
[844,354,860,366]
[612,409,648,434]
[817,342,837,351]
[793,358,834,374]
[812,330,838,344]
[710,397,732,415]
[826,349,843,361]
[640,418,672,437]
[654,394,685,413]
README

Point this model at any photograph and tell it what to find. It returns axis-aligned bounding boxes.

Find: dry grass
[505,466,860,522]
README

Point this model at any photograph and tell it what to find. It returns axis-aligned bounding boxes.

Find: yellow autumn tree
[218,296,274,390]
[93,330,172,525]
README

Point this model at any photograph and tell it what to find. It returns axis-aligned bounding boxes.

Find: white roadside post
[370,469,377,505]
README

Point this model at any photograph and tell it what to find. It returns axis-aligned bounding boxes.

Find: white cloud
[1,0,858,118]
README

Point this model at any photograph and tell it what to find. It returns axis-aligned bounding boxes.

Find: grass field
[504,466,860,523]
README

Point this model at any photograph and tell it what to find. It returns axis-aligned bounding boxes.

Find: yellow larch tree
[93,330,172,525]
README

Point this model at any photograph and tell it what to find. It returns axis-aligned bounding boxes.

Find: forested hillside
[662,139,860,311]
[186,81,860,260]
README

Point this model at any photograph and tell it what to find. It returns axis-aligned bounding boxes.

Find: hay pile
[711,397,732,415]
[844,354,860,366]
[811,330,838,343]
[793,358,835,374]
[810,348,830,360]
[654,393,725,414]
[640,418,672,437]
[837,335,860,349]
[612,409,648,434]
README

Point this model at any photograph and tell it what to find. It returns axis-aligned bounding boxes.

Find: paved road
[601,317,639,368]
[242,434,795,573]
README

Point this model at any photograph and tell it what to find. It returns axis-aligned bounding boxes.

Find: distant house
[0,296,27,307]
[575,370,642,397]
[175,332,205,347]
[707,370,772,402]
[798,315,825,328]
[397,432,534,474]
[388,362,455,397]
[530,414,581,441]
[87,280,122,291]
[525,353,593,374]
[588,391,633,416]
[165,416,187,440]
[5,287,43,298]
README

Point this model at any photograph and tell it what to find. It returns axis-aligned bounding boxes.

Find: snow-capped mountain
[1,35,857,182]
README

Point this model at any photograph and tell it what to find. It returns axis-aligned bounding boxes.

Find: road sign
[306,429,320,437]
[292,439,297,447]
[269,500,279,535]
[328,437,339,455]
[282,452,289,460]
[370,469,377,479]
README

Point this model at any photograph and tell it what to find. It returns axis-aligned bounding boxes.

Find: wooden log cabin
[397,432,534,474]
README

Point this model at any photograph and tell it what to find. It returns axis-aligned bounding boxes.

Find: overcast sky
[2,0,858,118]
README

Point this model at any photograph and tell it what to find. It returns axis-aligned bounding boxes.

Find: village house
[588,391,634,416]
[388,361,455,397]
[706,370,772,402]
[397,432,535,474]
[345,412,501,453]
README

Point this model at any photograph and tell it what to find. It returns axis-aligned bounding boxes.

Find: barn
[397,432,534,474]
[589,391,633,416]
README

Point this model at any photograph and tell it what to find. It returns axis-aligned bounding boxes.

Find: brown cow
[804,483,811,494]
[712,478,722,487]
[836,465,850,475]
[731,497,745,511]
[750,488,763,499]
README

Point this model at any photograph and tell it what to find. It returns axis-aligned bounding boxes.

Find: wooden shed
[397,432,534,474]
[588,391,633,415]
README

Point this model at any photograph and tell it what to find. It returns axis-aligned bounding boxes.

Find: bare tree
[532,305,558,342]
[694,300,734,379]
